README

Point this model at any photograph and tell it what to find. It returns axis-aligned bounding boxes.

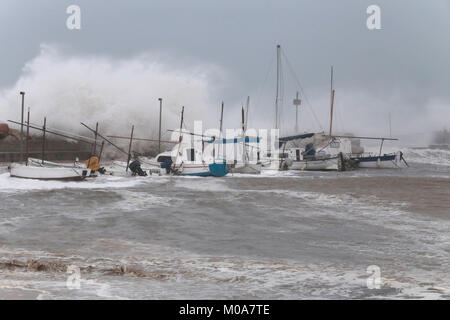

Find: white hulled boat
[9,162,91,181]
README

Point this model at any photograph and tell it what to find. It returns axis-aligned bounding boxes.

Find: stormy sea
[0,147,449,300]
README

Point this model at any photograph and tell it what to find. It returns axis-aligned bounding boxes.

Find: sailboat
[279,133,349,171]
[139,107,228,177]
[344,135,408,168]
[9,161,91,181]
[268,49,353,171]
[225,98,262,174]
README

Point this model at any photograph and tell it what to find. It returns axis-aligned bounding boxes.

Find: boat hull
[354,154,401,168]
[137,158,228,177]
[9,163,90,181]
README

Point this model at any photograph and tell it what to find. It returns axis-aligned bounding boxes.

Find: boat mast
[93,122,98,155]
[41,117,46,164]
[329,66,335,137]
[125,125,134,172]
[219,101,224,136]
[275,44,281,131]
[388,112,392,138]
[173,106,184,172]
[245,96,250,131]
[158,98,163,154]
[241,106,246,164]
[25,108,30,166]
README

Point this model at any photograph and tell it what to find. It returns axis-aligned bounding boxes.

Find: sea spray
[0,45,224,154]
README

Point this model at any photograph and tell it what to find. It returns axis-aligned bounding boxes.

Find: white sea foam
[403,148,450,166]
[173,177,234,192]
[0,238,448,299]
[0,172,145,192]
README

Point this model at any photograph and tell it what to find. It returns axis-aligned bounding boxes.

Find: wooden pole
[81,122,129,156]
[107,135,177,143]
[8,120,100,146]
[126,125,134,172]
[25,108,30,166]
[42,117,46,164]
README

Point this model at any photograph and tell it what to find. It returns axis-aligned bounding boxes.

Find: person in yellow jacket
[85,156,107,174]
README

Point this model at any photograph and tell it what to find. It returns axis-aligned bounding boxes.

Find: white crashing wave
[0,44,224,152]
[402,148,450,166]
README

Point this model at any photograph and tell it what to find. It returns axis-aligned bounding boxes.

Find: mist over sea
[0,147,449,299]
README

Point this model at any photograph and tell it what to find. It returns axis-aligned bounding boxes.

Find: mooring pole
[158,98,162,154]
[126,125,134,172]
[19,91,25,163]
[42,117,46,164]
[25,108,30,166]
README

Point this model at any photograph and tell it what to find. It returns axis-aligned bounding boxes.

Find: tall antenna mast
[275,44,281,131]
[293,91,301,133]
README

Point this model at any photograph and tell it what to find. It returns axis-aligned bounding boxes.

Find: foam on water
[0,172,146,192]
[0,239,448,300]
[403,148,450,166]
[0,144,448,299]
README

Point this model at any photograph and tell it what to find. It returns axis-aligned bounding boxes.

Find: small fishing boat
[7,111,95,181]
[9,163,91,181]
[27,157,85,169]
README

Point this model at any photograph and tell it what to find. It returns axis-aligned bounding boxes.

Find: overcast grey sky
[0,0,449,139]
